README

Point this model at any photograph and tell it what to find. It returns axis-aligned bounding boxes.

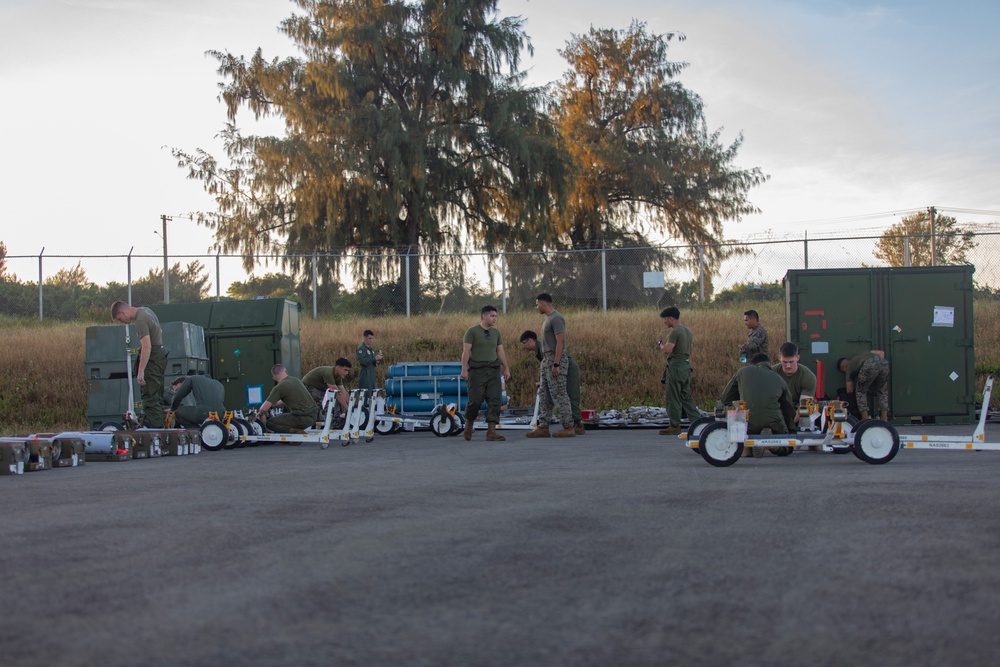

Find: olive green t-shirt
[302,366,339,392]
[772,362,817,400]
[265,376,318,417]
[464,325,502,363]
[541,310,567,355]
[666,324,693,365]
[133,307,162,346]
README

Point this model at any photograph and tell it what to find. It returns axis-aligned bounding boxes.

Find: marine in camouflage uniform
[840,352,890,419]
[739,310,769,364]
[520,330,584,433]
[529,294,575,438]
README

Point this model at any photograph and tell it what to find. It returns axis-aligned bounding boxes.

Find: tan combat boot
[860,410,871,421]
[525,426,550,438]
[552,425,577,438]
[659,425,682,436]
[485,423,506,441]
[463,419,474,441]
[574,422,586,436]
[879,410,888,422]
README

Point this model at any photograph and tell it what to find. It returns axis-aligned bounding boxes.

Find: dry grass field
[2,301,998,433]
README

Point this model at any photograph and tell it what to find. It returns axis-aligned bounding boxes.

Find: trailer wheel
[430,412,454,437]
[223,422,241,449]
[374,418,396,436]
[390,422,405,434]
[231,419,252,448]
[98,421,123,432]
[851,420,899,465]
[200,420,227,451]
[698,421,743,467]
[685,417,717,453]
[449,412,466,436]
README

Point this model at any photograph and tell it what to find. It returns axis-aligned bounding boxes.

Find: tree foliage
[550,21,766,264]
[227,273,299,301]
[874,211,976,267]
[173,0,565,307]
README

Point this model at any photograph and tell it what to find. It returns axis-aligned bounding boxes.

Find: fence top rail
[5,229,999,262]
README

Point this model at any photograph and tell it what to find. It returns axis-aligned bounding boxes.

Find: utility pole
[928,206,937,267]
[161,214,171,303]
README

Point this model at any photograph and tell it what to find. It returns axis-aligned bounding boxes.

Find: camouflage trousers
[856,356,890,414]
[539,352,574,429]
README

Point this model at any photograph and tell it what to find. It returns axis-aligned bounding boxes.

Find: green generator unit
[151,299,301,410]
[784,265,975,424]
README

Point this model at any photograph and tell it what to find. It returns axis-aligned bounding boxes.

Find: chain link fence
[2,229,999,320]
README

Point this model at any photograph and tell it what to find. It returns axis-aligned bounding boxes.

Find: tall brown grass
[2,301,998,433]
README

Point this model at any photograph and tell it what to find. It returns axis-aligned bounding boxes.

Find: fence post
[127,247,133,305]
[37,247,44,321]
[803,232,809,270]
[501,249,507,314]
[215,251,221,301]
[698,245,705,304]
[405,248,412,318]
[601,243,607,312]
[312,251,318,320]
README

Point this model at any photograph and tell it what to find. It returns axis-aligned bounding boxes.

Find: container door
[886,268,975,420]
[787,269,877,399]
[212,335,281,409]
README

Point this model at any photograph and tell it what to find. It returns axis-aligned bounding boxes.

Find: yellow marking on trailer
[966,444,974,449]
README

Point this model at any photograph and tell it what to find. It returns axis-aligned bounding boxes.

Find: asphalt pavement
[3,421,1000,667]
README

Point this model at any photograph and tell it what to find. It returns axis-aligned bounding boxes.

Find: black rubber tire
[374,419,395,436]
[223,422,240,449]
[200,420,227,451]
[851,419,900,465]
[232,418,252,448]
[698,421,743,467]
[356,408,370,435]
[98,421,123,432]
[686,417,717,453]
[430,412,454,437]
[390,422,404,434]
[449,412,465,436]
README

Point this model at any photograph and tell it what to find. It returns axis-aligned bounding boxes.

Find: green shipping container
[151,299,302,410]
[784,266,975,424]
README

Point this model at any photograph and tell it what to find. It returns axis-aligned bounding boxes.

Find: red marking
[801,323,807,330]
[805,310,825,316]
[815,361,826,399]
[822,320,827,329]
[810,334,821,339]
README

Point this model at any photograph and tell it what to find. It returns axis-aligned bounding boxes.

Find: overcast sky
[1,0,998,286]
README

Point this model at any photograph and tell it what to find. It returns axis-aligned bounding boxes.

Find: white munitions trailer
[897,375,995,452]
[240,389,417,448]
[686,375,996,468]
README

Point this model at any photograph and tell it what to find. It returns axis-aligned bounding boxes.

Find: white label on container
[811,341,829,354]
[933,306,954,327]
[950,372,959,382]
